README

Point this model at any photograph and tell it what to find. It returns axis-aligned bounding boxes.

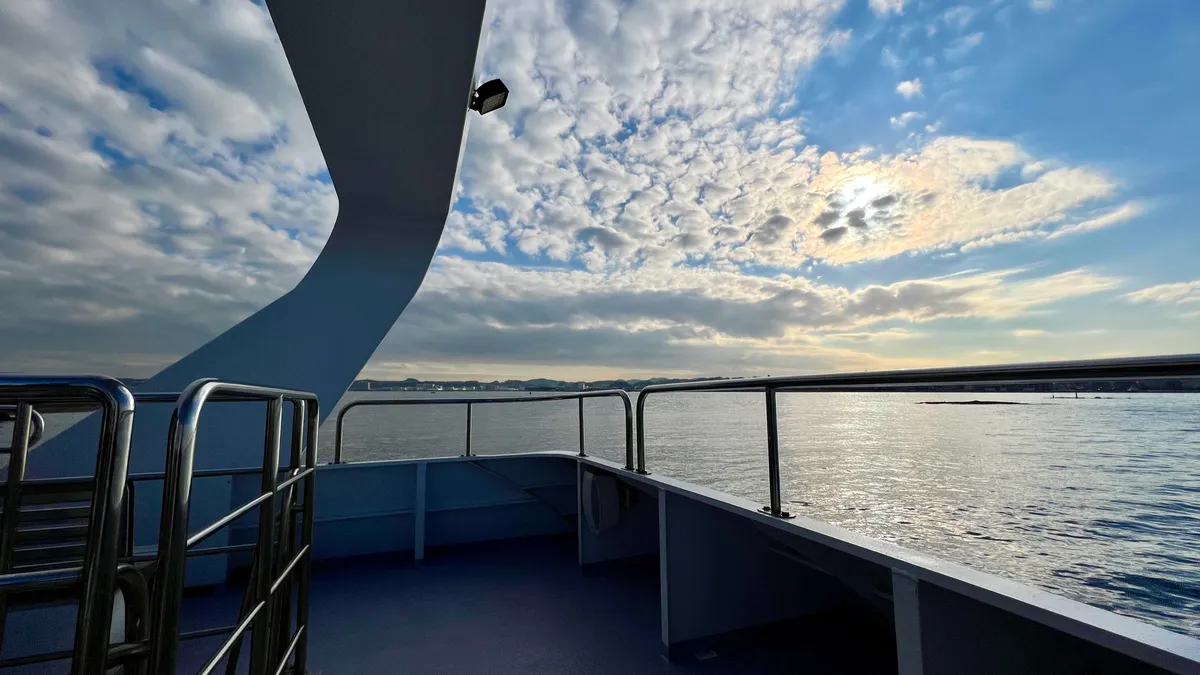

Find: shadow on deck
[178,535,894,674]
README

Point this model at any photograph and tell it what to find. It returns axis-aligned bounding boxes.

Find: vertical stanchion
[464,402,473,457]
[635,394,648,474]
[761,387,791,518]
[294,398,318,675]
[78,386,134,673]
[333,404,344,464]
[621,395,634,472]
[250,397,283,674]
[0,402,33,651]
[272,401,305,666]
[578,398,586,457]
[149,408,185,675]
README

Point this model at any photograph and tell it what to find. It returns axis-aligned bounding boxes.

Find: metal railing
[125,466,267,562]
[145,380,319,675]
[334,390,635,469]
[0,379,320,674]
[0,376,135,674]
[121,462,307,674]
[635,354,1200,518]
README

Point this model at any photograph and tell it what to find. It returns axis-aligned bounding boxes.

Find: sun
[834,176,893,213]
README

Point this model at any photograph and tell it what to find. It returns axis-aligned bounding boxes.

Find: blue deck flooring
[177,535,895,674]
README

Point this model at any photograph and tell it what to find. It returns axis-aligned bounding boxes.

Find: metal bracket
[760,506,795,519]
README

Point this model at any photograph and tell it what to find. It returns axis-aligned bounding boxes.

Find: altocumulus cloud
[0,0,1162,379]
[0,0,337,372]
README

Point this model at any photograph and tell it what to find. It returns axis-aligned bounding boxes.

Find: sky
[0,0,1198,381]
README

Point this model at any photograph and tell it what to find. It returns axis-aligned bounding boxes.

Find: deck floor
[178,535,895,675]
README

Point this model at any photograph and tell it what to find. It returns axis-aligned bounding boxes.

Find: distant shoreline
[918,400,1027,406]
[115,376,1199,395]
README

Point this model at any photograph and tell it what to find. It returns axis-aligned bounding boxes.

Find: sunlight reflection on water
[325,390,1200,637]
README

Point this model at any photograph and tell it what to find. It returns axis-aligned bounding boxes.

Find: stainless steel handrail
[0,376,135,674]
[146,380,319,675]
[334,390,635,470]
[635,354,1200,517]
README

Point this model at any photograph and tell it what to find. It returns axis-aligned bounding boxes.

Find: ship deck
[178,535,896,675]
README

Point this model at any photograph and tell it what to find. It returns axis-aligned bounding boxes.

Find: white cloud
[869,0,907,17]
[960,202,1143,252]
[370,258,1123,376]
[826,29,854,54]
[1031,0,1054,12]
[896,78,923,98]
[1123,281,1200,305]
[133,47,275,140]
[890,111,922,130]
[1047,202,1144,238]
[0,0,335,371]
[1021,160,1049,178]
[764,137,1125,265]
[447,82,1134,270]
[453,0,847,264]
[824,327,919,342]
[960,230,1044,253]
[941,6,977,30]
[880,46,903,70]
[1013,329,1046,337]
[944,32,984,61]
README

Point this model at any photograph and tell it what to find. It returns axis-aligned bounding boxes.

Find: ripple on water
[328,390,1200,638]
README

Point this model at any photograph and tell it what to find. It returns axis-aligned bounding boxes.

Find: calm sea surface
[8,390,1197,638]
[327,390,1200,638]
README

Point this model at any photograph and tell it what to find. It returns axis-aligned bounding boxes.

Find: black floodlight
[470,79,509,115]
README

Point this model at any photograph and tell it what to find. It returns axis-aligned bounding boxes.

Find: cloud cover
[0,0,1192,380]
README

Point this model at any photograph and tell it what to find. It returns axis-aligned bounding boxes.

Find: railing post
[333,405,345,464]
[0,402,32,651]
[250,396,283,675]
[577,397,586,457]
[464,402,473,457]
[621,394,635,472]
[126,479,137,559]
[761,387,792,518]
[294,398,319,675]
[149,408,185,675]
[634,392,649,474]
[271,400,305,666]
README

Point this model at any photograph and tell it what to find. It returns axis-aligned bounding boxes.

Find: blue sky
[780,0,1200,287]
[0,0,1197,380]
